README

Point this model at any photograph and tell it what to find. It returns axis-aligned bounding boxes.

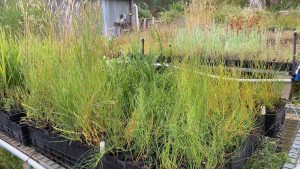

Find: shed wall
[102,0,131,37]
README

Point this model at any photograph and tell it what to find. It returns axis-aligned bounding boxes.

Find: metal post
[142,38,145,56]
[293,31,297,72]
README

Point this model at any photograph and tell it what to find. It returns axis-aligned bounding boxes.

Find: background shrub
[160,2,185,23]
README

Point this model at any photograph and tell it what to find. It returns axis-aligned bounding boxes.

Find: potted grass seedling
[0,30,24,119]
[21,1,116,167]
[23,40,284,168]
[225,114,266,169]
[0,98,25,125]
[0,27,30,145]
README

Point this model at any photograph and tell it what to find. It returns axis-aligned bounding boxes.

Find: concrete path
[282,107,300,169]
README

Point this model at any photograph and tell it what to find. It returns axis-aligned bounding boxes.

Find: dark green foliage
[139,8,152,19]
[160,2,185,23]
[135,0,189,16]
[136,0,247,18]
[224,0,247,6]
[270,0,300,11]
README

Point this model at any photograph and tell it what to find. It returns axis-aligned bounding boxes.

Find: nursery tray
[100,155,144,169]
[29,126,148,169]
[28,126,87,167]
[225,116,265,169]
[157,55,294,73]
[201,57,293,72]
[0,110,30,146]
[0,110,25,126]
[0,121,31,146]
[29,115,266,169]
[265,103,287,137]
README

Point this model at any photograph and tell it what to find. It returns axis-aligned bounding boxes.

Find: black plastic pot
[225,116,265,169]
[265,102,286,137]
[100,155,143,169]
[0,110,31,146]
[0,109,25,126]
[29,126,84,167]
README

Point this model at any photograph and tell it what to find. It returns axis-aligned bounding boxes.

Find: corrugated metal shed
[102,0,133,37]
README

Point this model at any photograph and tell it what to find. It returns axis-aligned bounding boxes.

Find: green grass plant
[0,29,23,90]
[0,0,50,38]
[0,28,24,112]
[268,11,300,31]
[22,37,283,168]
[0,0,23,36]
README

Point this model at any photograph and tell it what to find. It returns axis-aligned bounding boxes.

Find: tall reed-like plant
[0,29,23,92]
[23,41,283,168]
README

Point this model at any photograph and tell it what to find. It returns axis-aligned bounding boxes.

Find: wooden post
[152,17,155,27]
[143,18,147,30]
[142,38,145,56]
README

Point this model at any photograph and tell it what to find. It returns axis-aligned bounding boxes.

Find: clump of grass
[267,11,300,31]
[0,0,23,36]
[0,0,51,38]
[0,28,24,112]
[22,38,283,168]
[0,0,51,112]
[0,29,23,91]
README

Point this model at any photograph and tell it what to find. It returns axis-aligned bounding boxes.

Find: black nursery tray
[100,155,144,169]
[0,109,26,126]
[225,116,265,169]
[29,126,145,169]
[265,102,287,137]
[0,121,31,146]
[160,55,294,72]
[29,116,266,169]
[0,110,30,146]
[28,126,91,167]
